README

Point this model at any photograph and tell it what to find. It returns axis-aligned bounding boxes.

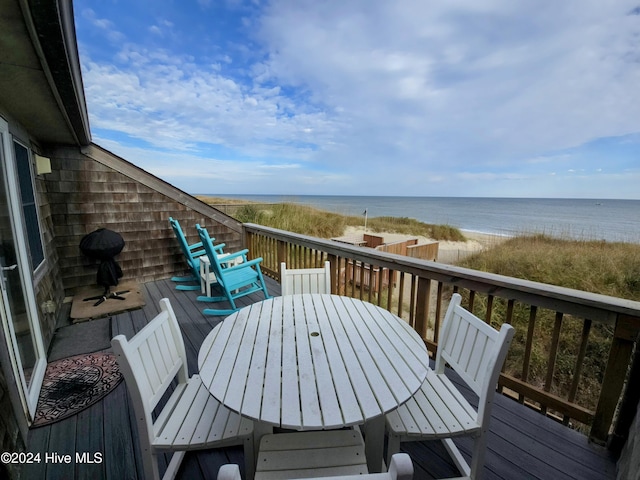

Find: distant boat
[595,202,602,206]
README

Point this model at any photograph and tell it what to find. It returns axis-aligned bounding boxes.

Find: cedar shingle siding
[45,144,243,296]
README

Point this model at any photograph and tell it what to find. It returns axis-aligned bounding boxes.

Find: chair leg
[144,451,163,480]
[162,451,187,480]
[176,284,201,291]
[468,433,488,480]
[442,438,471,478]
[243,434,256,480]
[256,269,270,299]
[386,432,401,468]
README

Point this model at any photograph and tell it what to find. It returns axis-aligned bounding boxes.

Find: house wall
[44,145,244,296]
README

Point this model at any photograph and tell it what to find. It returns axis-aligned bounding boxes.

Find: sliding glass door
[0,118,45,420]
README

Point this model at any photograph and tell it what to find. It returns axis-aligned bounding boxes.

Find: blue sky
[75,1,640,199]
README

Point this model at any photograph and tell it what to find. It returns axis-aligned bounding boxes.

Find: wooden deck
[22,277,617,480]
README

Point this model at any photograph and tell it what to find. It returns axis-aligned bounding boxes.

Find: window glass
[13,142,44,270]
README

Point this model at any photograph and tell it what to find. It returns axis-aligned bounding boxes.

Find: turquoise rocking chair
[195,224,270,315]
[169,217,224,291]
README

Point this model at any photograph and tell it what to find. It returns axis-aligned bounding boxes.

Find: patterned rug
[32,352,122,427]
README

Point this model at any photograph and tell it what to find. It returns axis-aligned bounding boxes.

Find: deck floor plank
[22,276,615,480]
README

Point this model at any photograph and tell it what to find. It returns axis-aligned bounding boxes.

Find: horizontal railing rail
[243,223,640,446]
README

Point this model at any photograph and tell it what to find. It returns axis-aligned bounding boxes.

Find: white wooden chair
[111,298,255,480]
[218,432,413,480]
[385,293,515,480]
[280,261,331,295]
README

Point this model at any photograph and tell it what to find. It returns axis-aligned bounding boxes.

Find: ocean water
[208,195,640,243]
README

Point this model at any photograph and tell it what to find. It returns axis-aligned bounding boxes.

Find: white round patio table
[197,293,429,473]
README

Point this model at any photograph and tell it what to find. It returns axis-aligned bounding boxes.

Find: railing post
[242,226,251,253]
[328,254,338,294]
[590,314,640,445]
[277,240,287,281]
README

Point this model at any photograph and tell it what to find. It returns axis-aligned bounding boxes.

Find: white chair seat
[152,374,253,449]
[386,369,479,439]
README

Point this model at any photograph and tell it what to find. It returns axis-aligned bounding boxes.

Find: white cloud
[77,1,640,197]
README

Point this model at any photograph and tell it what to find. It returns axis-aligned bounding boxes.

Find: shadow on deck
[23,277,617,480]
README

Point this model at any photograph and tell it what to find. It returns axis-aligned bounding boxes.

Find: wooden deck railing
[243,223,640,446]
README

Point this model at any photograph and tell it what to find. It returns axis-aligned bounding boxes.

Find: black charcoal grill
[80,228,128,306]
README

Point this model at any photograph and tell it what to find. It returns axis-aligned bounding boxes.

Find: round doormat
[32,352,122,427]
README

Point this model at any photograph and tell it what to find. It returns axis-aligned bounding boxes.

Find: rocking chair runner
[195,224,270,315]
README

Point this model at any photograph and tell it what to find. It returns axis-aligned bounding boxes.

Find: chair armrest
[213,243,226,252]
[225,257,263,271]
[217,249,249,262]
[187,242,203,251]
[388,453,413,480]
[217,464,241,480]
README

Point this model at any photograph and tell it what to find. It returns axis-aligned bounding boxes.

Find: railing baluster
[564,319,592,425]
[468,290,476,313]
[397,272,405,318]
[485,295,494,324]
[387,269,394,312]
[542,311,564,416]
[409,274,417,329]
[521,305,538,404]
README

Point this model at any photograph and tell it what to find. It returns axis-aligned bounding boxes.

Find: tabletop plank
[332,297,399,414]
[294,295,324,428]
[224,307,259,409]
[244,301,275,420]
[304,295,343,428]
[280,296,302,428]
[314,295,363,427]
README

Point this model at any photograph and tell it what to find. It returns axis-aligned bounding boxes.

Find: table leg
[363,415,385,473]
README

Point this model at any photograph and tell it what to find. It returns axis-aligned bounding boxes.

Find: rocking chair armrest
[213,243,226,252]
[217,249,249,262]
[225,257,263,271]
[187,242,204,251]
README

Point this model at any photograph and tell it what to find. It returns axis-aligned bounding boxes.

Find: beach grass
[459,233,640,301]
[198,196,466,241]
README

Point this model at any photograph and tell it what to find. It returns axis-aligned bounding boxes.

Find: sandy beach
[341,226,508,264]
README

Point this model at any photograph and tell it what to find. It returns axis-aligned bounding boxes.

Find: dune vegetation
[197,196,466,241]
